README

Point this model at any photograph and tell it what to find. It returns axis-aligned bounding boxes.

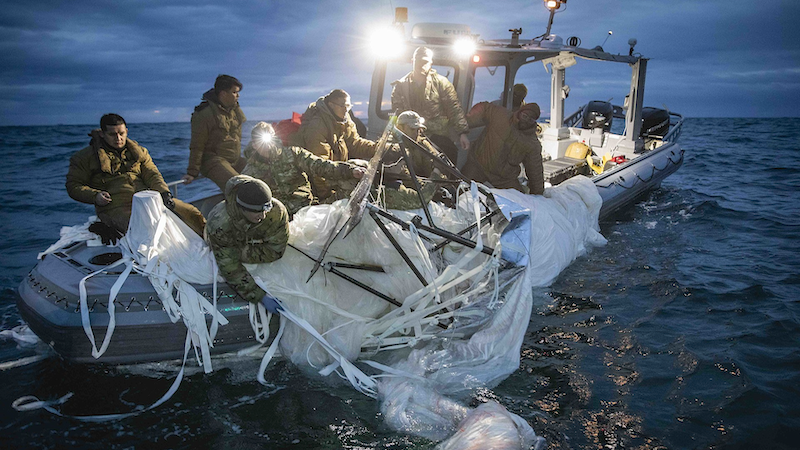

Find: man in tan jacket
[462,102,544,194]
[66,114,206,238]
[391,47,470,165]
[182,74,247,190]
[290,89,376,200]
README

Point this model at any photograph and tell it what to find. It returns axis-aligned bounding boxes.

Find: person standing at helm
[66,113,206,240]
[182,74,247,190]
[391,46,470,166]
[205,175,289,312]
[290,89,376,199]
[462,102,545,195]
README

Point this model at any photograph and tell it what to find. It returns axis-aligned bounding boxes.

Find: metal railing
[661,111,684,143]
[166,179,185,198]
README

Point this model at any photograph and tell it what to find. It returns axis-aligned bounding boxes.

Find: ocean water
[0,118,798,449]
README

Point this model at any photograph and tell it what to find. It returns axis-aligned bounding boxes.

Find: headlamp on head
[256,130,275,146]
[251,122,277,148]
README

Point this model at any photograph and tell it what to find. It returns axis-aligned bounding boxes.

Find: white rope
[12,332,194,422]
[256,311,284,386]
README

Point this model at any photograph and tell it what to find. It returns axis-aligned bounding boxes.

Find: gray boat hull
[595,142,684,220]
[17,242,260,364]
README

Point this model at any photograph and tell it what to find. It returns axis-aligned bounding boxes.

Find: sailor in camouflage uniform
[205,175,289,305]
[242,122,365,218]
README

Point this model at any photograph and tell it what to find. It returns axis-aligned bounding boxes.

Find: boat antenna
[536,0,567,40]
[601,30,613,47]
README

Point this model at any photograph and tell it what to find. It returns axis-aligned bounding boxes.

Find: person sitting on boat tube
[391,46,470,166]
[182,74,247,190]
[205,175,289,310]
[290,89,377,201]
[461,102,545,195]
[65,113,207,241]
[242,122,366,219]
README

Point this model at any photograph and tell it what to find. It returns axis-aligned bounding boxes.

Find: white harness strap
[78,257,132,359]
[12,332,194,422]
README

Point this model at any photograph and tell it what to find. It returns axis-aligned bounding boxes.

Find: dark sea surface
[1,118,798,449]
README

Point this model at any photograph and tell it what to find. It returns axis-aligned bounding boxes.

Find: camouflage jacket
[391,69,469,137]
[66,130,169,217]
[205,175,289,303]
[242,142,355,217]
[187,89,247,177]
[462,102,544,194]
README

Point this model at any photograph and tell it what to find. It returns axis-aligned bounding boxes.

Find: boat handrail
[564,107,583,128]
[662,112,684,143]
[166,179,186,198]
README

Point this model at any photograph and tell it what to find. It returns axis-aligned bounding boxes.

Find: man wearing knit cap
[491,83,528,112]
[290,88,376,200]
[461,102,544,194]
[205,175,289,311]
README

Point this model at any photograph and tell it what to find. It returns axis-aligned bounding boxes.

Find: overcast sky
[0,0,797,126]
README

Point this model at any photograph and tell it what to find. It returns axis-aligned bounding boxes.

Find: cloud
[0,0,797,125]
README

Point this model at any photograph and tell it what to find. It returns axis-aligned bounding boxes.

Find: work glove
[88,222,124,245]
[161,191,176,210]
[260,294,282,314]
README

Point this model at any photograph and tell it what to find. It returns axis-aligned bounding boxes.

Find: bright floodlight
[545,0,560,10]
[453,37,476,57]
[369,26,405,59]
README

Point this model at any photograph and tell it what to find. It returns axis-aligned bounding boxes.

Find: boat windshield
[471,64,507,108]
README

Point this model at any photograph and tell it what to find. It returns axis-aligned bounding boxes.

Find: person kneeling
[205,175,289,313]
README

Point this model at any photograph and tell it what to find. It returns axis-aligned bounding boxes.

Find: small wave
[546,292,601,316]
[725,136,755,144]
[54,141,86,148]
[761,166,799,175]
[35,153,71,164]
[168,137,189,145]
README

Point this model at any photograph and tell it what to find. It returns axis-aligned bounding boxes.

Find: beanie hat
[515,102,540,121]
[236,181,273,211]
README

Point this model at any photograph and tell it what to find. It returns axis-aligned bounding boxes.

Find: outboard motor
[581,101,614,132]
[640,107,670,138]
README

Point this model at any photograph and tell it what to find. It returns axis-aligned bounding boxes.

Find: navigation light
[544,0,566,11]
